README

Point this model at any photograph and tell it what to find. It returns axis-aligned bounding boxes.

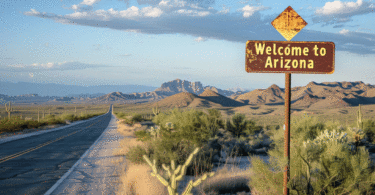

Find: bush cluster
[126,108,267,177]
[247,113,375,195]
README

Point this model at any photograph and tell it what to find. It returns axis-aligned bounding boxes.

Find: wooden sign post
[245,6,335,195]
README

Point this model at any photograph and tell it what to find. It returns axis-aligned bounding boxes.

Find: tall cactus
[5,101,11,121]
[153,104,160,116]
[142,147,215,195]
[357,104,363,129]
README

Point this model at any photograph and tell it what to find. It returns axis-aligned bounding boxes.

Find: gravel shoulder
[44,114,125,195]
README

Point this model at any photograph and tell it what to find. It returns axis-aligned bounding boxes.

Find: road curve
[0,105,113,195]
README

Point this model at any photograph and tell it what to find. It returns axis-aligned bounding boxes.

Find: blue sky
[1,0,375,91]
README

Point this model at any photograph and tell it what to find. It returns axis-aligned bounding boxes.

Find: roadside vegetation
[0,112,105,134]
[113,104,375,195]
[0,103,108,135]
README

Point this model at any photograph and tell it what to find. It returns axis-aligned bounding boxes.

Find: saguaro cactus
[5,101,11,121]
[357,104,363,129]
[153,104,160,116]
[143,147,215,195]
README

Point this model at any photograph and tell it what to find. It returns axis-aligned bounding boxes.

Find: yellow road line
[0,119,104,164]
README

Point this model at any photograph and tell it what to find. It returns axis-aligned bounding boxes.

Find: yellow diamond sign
[271,6,307,41]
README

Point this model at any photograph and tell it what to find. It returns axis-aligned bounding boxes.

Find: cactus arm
[182,180,194,195]
[182,172,215,195]
[176,148,200,181]
[143,155,169,186]
[174,165,182,175]
[171,173,177,191]
[162,164,172,178]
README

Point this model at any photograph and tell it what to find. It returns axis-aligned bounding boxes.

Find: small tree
[226,113,260,138]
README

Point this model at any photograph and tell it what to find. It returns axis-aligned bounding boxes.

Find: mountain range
[2,79,375,110]
[92,79,375,110]
[91,79,251,103]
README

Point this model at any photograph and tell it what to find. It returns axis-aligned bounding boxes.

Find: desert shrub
[134,129,152,142]
[125,145,150,165]
[59,113,78,122]
[115,112,127,119]
[201,109,225,138]
[362,119,375,143]
[247,114,375,195]
[145,108,219,175]
[131,113,143,123]
[226,113,261,138]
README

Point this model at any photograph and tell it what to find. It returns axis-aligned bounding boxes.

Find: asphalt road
[0,106,112,195]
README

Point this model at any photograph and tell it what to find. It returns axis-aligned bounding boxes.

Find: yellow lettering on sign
[308,60,314,68]
[292,59,298,68]
[320,47,326,56]
[303,47,309,56]
[255,43,265,55]
[263,57,315,70]
[265,56,273,68]
[278,47,283,55]
[266,46,272,55]
[285,47,290,56]
[285,59,291,69]
[291,47,301,56]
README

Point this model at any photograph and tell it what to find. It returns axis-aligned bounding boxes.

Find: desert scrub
[247,114,375,195]
[225,113,262,139]
[131,113,143,123]
[126,108,223,176]
[134,129,152,142]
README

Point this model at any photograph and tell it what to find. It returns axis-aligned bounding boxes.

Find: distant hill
[152,92,197,109]
[233,84,285,105]
[197,89,245,107]
[0,81,158,97]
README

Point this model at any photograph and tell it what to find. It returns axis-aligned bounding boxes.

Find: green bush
[147,108,218,175]
[131,113,143,122]
[59,114,78,122]
[134,129,152,142]
[226,113,261,138]
[125,145,150,165]
[247,114,375,195]
[362,119,375,143]
[201,109,225,137]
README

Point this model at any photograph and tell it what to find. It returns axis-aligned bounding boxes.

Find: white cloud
[64,6,163,20]
[316,0,364,15]
[3,61,110,72]
[314,0,374,25]
[339,29,350,34]
[24,9,40,15]
[194,37,207,42]
[240,5,268,18]
[71,4,79,10]
[176,9,209,16]
[81,0,101,6]
[142,6,163,17]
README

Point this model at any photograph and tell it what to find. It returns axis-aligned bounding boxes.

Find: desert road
[0,106,113,195]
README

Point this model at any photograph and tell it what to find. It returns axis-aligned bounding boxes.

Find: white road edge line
[44,108,115,195]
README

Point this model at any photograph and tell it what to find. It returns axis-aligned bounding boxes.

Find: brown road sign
[246,40,335,74]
